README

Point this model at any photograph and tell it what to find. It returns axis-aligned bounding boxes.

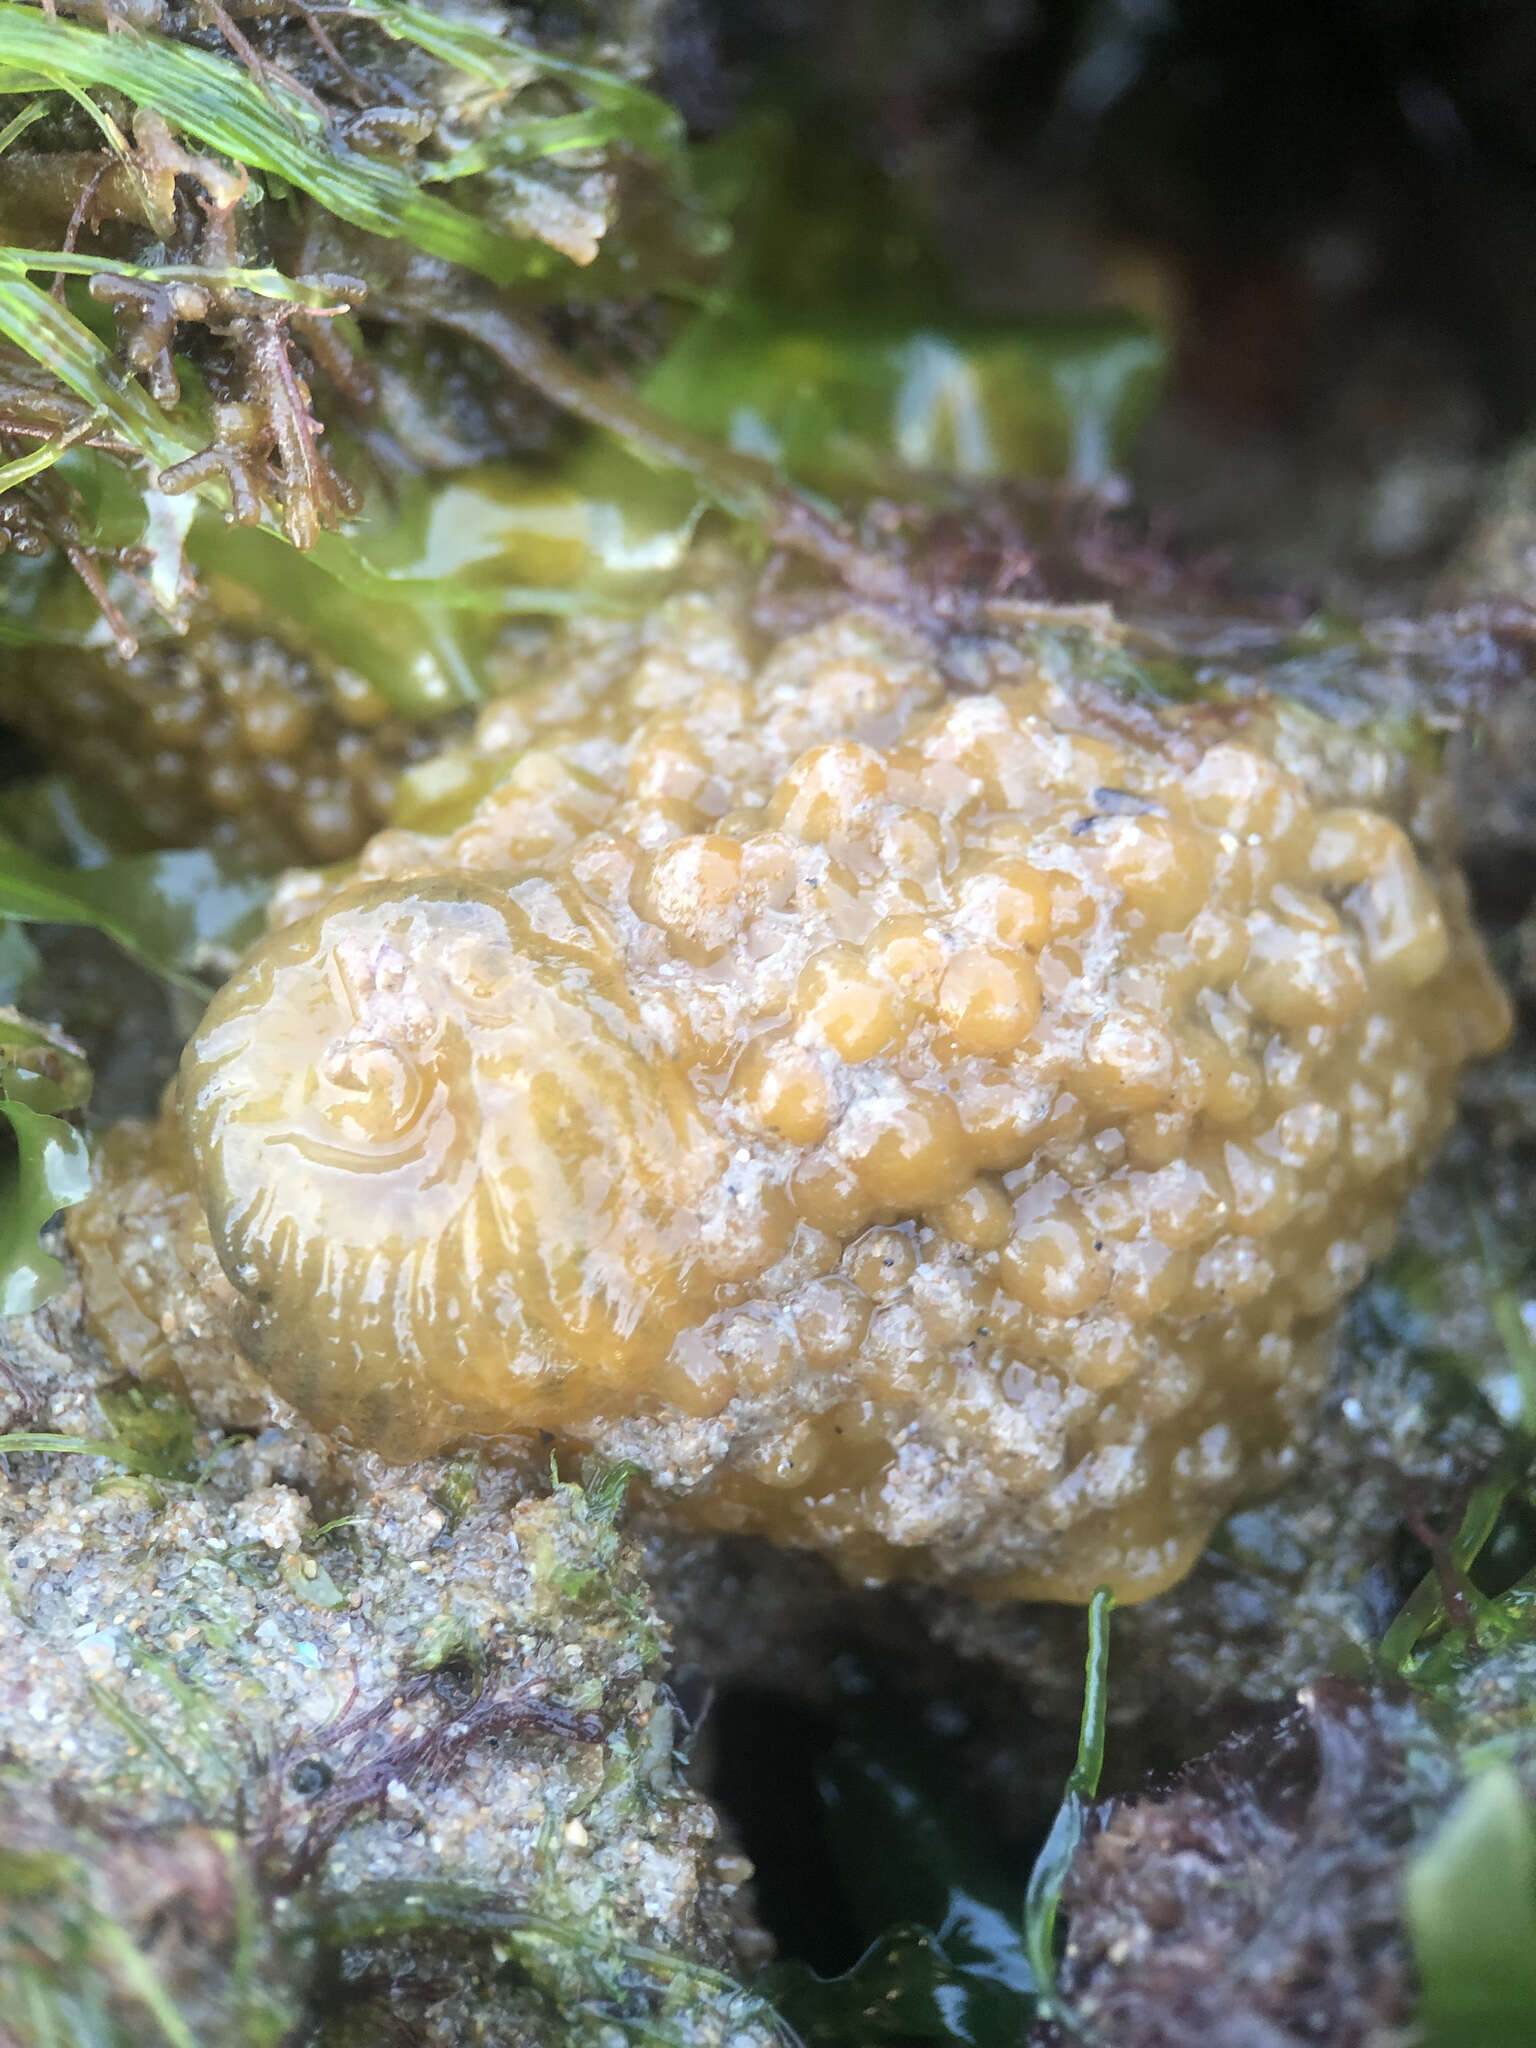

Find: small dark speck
[1094,1240,1104,1251]
[289,1757,333,1798]
[1073,788,1163,834]
[431,1659,479,1709]
[538,1429,555,1445]
[1091,786,1161,816]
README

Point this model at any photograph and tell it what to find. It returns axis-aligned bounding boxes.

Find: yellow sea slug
[102,596,1511,1602]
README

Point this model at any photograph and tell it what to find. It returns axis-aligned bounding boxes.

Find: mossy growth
[0,1321,769,2048]
[0,1780,297,2048]
[521,1459,664,1677]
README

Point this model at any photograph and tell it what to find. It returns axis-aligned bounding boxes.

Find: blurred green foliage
[1407,1767,1536,2048]
[0,791,272,1313]
[1379,1466,1536,2043]
[0,1819,295,2048]
[0,1009,90,1316]
[0,833,268,994]
[644,316,1162,494]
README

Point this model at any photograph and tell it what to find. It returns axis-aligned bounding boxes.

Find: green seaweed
[2,448,697,716]
[95,1380,200,1483]
[643,313,1163,493]
[403,1615,488,1687]
[0,1008,90,1316]
[0,832,269,993]
[277,1552,349,1611]
[767,1590,1114,2048]
[0,1353,199,1474]
[525,1460,661,1668]
[1375,1481,1536,1743]
[0,1380,200,1483]
[0,1010,90,1117]
[1023,1586,1114,2012]
[0,255,202,472]
[768,1927,1018,2048]
[1375,1465,1536,2037]
[779,1734,1037,2047]
[0,779,272,1274]
[350,0,688,173]
[0,923,41,1003]
[3,248,354,313]
[0,0,729,702]
[0,9,581,290]
[535,1457,638,1606]
[1378,1478,1515,1684]
[429,1452,482,1533]
[0,1090,89,1316]
[123,1648,244,1807]
[179,447,701,716]
[85,1679,207,1806]
[309,1881,776,2046]
[1407,1766,1536,2047]
[639,106,1163,496]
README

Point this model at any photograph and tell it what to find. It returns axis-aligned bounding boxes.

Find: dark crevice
[705,1685,862,1977]
[0,721,45,788]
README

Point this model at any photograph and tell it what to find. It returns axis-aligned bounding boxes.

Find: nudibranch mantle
[154,599,1510,1602]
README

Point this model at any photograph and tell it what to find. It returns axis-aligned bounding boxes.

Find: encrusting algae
[73,592,1511,1603]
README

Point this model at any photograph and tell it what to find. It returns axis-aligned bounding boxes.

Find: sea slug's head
[180,874,727,1454]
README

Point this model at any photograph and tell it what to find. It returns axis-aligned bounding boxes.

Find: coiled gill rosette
[173,601,1511,1603]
